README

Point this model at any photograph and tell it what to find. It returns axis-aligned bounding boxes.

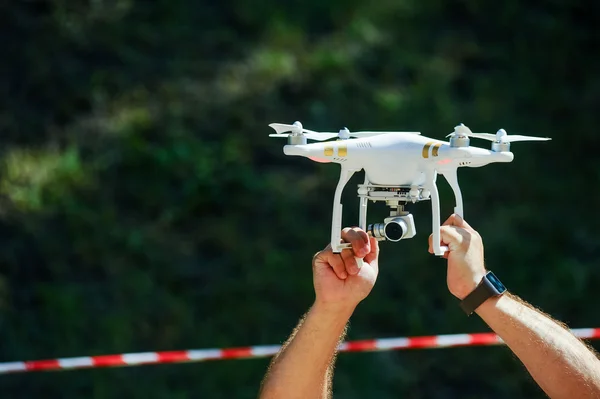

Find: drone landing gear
[358,177,370,231]
[331,168,356,254]
[441,169,464,218]
[330,168,464,259]
[330,168,366,268]
[424,169,448,256]
[425,168,464,256]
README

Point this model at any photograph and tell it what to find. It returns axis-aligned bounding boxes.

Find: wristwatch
[460,271,506,316]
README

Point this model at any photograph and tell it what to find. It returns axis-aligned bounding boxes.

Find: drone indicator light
[338,145,347,157]
[324,146,334,156]
[308,157,332,164]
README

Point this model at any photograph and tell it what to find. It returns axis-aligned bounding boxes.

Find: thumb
[443,213,475,232]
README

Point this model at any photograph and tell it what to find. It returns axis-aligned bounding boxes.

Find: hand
[312,227,379,311]
[428,214,487,299]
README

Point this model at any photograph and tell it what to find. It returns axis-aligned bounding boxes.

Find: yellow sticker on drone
[422,142,434,158]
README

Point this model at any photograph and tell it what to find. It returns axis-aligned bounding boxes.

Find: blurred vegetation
[0,0,599,398]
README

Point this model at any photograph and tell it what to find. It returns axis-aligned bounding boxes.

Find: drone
[269,121,550,261]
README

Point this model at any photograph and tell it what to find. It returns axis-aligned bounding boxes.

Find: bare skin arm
[259,303,352,399]
[430,214,600,399]
[259,228,379,399]
[476,294,600,398]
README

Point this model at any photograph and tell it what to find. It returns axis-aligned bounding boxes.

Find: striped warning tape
[1,328,599,374]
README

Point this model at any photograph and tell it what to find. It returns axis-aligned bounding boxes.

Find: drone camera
[368,214,416,242]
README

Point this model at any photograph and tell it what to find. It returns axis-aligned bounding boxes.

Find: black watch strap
[459,271,506,315]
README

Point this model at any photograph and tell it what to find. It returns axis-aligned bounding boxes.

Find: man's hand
[312,227,379,310]
[428,214,486,299]
[426,216,600,399]
[259,228,379,399]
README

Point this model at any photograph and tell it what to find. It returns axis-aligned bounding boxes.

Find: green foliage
[0,0,599,397]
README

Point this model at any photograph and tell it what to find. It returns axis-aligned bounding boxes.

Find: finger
[329,253,348,279]
[427,233,450,253]
[429,226,466,254]
[442,214,463,227]
[442,214,474,231]
[439,225,465,248]
[313,249,348,279]
[453,214,475,230]
[341,227,370,258]
[312,244,332,265]
[364,236,379,267]
[364,236,379,263]
[340,246,360,276]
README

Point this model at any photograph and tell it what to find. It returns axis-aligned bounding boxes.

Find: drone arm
[442,168,464,218]
[425,169,448,256]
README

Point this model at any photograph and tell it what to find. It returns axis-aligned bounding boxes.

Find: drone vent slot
[356,142,372,148]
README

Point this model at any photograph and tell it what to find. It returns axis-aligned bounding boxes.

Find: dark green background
[0,1,598,398]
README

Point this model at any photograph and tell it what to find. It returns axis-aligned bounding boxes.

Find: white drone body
[269,121,550,259]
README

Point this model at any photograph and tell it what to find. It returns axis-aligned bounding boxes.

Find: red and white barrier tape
[2,328,599,374]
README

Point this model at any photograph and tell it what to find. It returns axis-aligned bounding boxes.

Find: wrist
[460,271,507,315]
[453,270,487,299]
[454,278,483,300]
[312,299,356,322]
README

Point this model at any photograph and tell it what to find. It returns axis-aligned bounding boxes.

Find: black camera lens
[384,221,406,242]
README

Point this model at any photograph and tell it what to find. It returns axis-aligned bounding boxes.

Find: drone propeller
[318,128,421,139]
[446,123,475,138]
[269,132,339,141]
[345,130,421,137]
[268,122,339,141]
[269,122,313,135]
[446,124,550,143]
[269,122,420,141]
[467,129,551,143]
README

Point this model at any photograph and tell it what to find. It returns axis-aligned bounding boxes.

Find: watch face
[487,272,506,293]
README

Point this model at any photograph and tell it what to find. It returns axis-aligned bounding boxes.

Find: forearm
[259,302,353,399]
[477,293,600,398]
